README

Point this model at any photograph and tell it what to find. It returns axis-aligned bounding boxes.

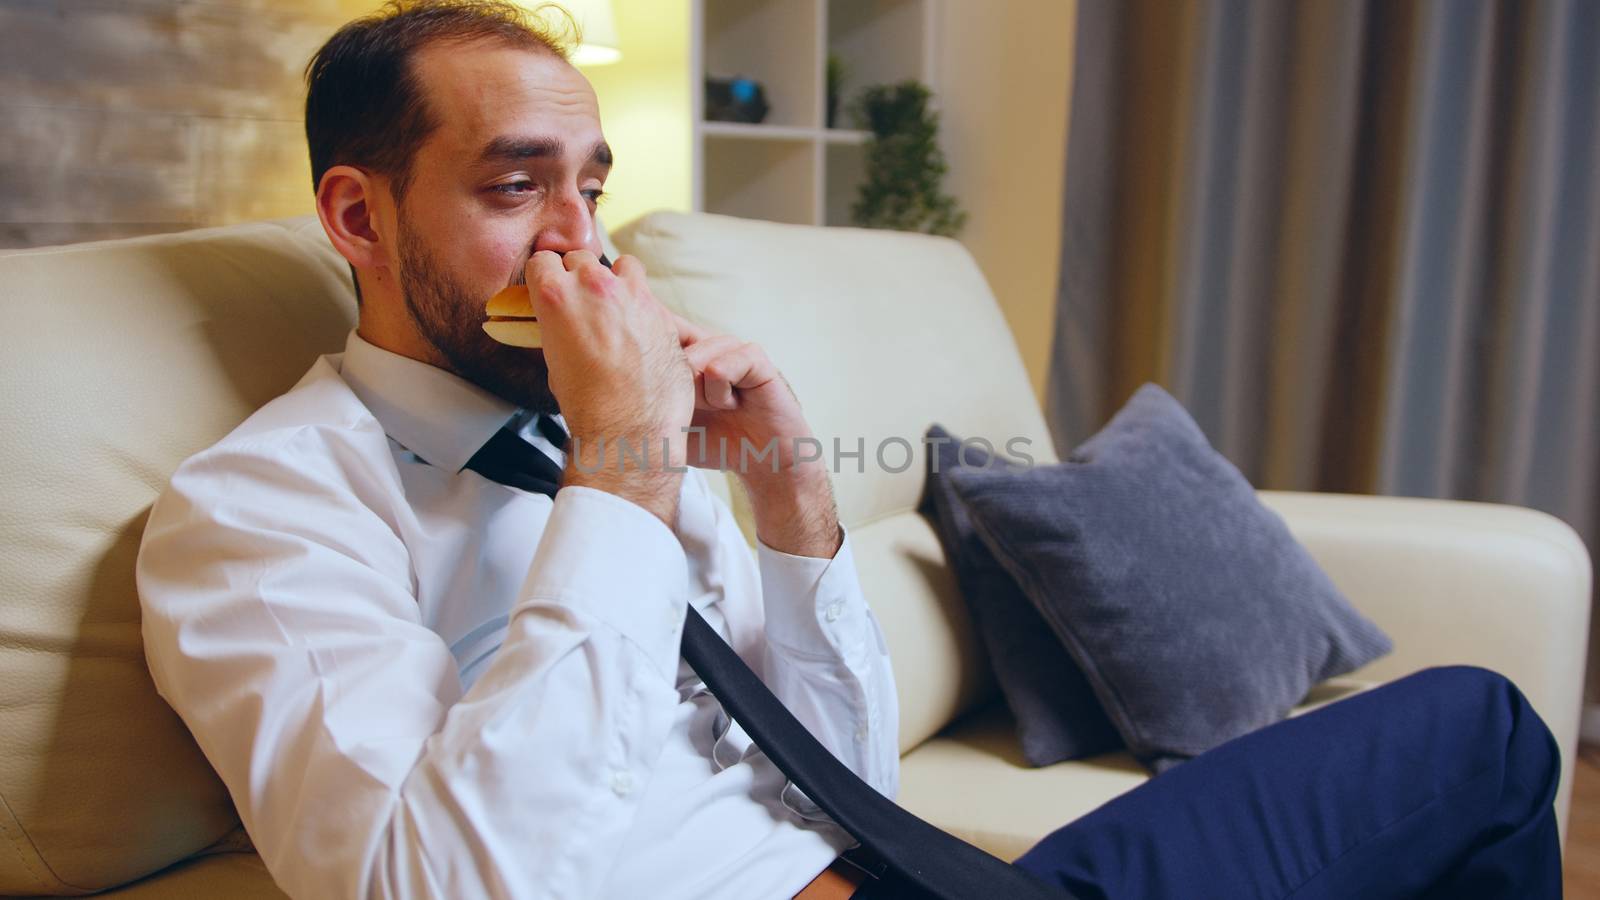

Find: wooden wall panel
[194,118,316,224]
[0,0,377,249]
[2,105,198,225]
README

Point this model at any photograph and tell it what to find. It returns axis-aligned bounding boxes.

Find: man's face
[388,40,610,414]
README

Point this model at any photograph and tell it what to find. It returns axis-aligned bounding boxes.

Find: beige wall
[936,0,1078,401]
[584,0,694,230]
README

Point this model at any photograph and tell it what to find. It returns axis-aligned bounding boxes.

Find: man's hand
[665,305,841,560]
[525,250,693,528]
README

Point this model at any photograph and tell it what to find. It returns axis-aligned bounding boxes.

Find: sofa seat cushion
[897,703,1147,862]
[99,852,286,899]
[895,680,1375,861]
[846,510,996,752]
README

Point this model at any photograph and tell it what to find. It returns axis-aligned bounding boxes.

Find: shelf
[822,128,870,145]
[693,0,935,227]
[701,121,814,141]
[700,121,869,144]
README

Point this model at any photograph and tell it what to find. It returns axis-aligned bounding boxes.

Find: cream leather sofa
[0,212,1590,898]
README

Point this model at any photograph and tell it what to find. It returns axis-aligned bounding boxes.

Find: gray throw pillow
[918,425,1122,766]
[946,384,1393,772]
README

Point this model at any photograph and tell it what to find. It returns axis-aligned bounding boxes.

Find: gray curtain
[1048,0,1599,692]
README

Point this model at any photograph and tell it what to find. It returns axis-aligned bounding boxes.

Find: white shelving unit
[692,0,939,227]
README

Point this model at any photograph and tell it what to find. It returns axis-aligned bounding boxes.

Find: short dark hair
[304,0,577,201]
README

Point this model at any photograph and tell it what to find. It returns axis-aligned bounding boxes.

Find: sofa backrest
[0,211,1050,892]
[0,219,357,894]
[613,212,1058,753]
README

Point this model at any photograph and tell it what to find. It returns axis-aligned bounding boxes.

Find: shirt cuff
[758,526,867,658]
[518,485,689,679]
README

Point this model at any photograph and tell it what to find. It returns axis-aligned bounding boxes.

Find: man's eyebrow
[476,136,613,168]
[478,135,561,163]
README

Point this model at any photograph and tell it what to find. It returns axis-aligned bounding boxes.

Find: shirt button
[825,602,843,623]
[855,724,869,742]
[611,770,634,797]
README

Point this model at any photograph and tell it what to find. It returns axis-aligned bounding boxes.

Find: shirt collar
[338,330,517,474]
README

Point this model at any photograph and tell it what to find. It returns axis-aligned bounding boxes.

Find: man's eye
[492,181,537,195]
[582,188,607,205]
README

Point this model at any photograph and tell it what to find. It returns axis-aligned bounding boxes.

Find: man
[136,3,1564,899]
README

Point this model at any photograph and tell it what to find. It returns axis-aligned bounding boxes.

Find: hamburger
[481,284,541,348]
[482,255,612,348]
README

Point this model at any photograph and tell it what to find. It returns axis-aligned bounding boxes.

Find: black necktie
[464,423,564,498]
[463,420,1070,900]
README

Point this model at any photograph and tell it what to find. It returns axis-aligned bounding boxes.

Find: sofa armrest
[1259,490,1592,838]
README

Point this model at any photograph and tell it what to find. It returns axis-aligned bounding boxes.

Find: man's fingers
[527,249,565,281]
[712,342,776,389]
[690,372,716,412]
[684,336,742,410]
[561,249,601,272]
[525,251,567,312]
[697,360,737,410]
[683,337,776,410]
[682,334,743,371]
[700,343,773,410]
[671,310,714,346]
[610,254,650,293]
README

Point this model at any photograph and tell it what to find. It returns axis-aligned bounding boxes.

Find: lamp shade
[532,0,622,66]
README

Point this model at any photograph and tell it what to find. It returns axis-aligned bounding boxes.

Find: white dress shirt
[136,331,900,900]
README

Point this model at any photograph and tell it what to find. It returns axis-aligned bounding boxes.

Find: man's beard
[396,215,559,415]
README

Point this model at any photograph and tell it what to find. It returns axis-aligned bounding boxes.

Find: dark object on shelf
[850,81,967,237]
[704,76,770,124]
[826,53,847,129]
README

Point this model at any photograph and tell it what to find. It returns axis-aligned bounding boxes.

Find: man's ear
[315,165,388,274]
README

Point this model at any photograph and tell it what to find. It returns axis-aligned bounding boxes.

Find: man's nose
[530,187,598,256]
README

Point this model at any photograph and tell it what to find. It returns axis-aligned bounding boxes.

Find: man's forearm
[741,460,841,558]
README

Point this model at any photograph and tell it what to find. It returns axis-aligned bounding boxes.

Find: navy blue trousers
[1007,666,1563,899]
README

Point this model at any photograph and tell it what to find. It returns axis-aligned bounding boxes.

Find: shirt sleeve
[684,469,900,802]
[137,426,688,900]
[755,531,902,802]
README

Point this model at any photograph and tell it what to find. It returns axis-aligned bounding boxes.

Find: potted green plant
[849,80,966,237]
[826,53,847,129]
